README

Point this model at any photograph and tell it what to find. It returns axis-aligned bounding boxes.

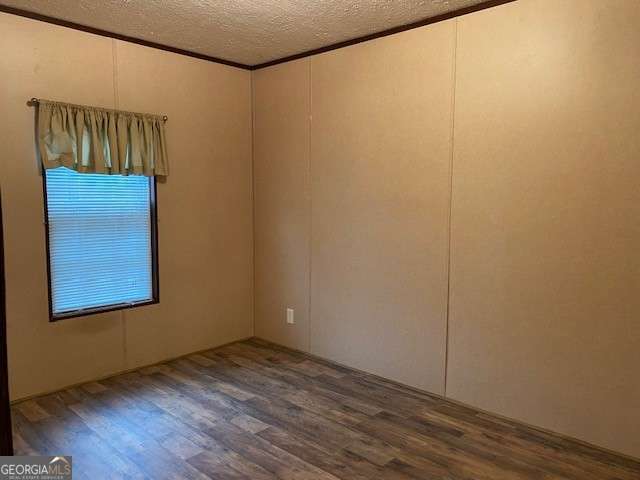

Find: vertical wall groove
[307,58,313,353]
[443,19,459,398]
[111,38,129,372]
[250,70,257,338]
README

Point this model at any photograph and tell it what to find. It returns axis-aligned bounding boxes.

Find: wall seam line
[250,70,257,339]
[112,38,128,371]
[444,19,459,399]
[307,58,313,354]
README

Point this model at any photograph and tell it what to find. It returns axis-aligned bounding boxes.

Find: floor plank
[11,339,640,480]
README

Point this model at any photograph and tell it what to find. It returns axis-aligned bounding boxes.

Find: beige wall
[254,24,454,393]
[253,60,311,351]
[308,24,453,394]
[252,0,640,459]
[0,13,254,400]
[448,0,640,460]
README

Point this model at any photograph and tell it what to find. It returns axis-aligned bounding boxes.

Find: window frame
[41,169,160,322]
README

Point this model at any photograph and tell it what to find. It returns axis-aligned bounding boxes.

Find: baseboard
[249,336,640,465]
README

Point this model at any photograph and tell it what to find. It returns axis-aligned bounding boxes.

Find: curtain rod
[28,98,168,122]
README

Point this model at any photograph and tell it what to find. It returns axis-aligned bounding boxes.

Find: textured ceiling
[2,0,489,66]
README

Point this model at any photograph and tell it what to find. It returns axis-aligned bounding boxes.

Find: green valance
[37,100,168,176]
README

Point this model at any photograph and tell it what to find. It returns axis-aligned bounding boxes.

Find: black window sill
[50,298,159,322]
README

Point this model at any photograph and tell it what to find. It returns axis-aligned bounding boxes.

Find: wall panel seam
[250,71,257,338]
[111,38,129,372]
[443,19,459,398]
[307,58,313,354]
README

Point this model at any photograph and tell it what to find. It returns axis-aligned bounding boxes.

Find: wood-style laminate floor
[11,338,640,479]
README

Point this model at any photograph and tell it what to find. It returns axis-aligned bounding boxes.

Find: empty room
[0,0,638,478]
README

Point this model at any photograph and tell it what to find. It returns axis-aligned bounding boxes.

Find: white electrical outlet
[286,308,295,325]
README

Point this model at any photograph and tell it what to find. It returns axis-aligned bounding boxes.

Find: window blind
[45,167,154,315]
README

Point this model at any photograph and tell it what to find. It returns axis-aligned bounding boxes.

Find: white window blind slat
[45,167,154,315]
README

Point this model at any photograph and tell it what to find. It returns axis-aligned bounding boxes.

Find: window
[43,167,158,320]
